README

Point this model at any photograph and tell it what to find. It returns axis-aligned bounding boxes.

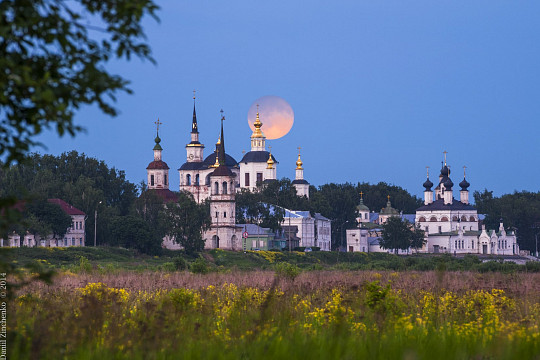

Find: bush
[191,257,209,274]
[78,256,92,273]
[174,257,188,271]
[274,262,301,280]
[160,262,176,272]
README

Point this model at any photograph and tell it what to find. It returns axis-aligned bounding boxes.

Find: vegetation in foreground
[10,271,540,359]
[4,246,540,275]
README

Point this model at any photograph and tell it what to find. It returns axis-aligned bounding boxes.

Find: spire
[153,118,163,151]
[251,104,264,139]
[296,146,303,170]
[219,109,226,165]
[191,90,198,134]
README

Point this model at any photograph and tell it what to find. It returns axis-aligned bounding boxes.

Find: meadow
[9,269,540,359]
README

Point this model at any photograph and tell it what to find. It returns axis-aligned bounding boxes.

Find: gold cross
[154,118,162,132]
[268,145,272,153]
[220,109,225,121]
[193,89,196,100]
[387,195,391,201]
[359,191,364,199]
[297,146,301,155]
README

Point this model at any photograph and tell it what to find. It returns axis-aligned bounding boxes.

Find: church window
[419,217,426,222]
[151,175,155,186]
[462,240,464,248]
[195,174,199,186]
[438,226,442,234]
[187,174,191,186]
[365,213,368,220]
[256,172,263,184]
[215,211,218,219]
[441,217,449,222]
[223,181,228,194]
[455,240,457,249]
[245,173,250,187]
[224,212,227,218]
[206,175,211,185]
[452,216,458,221]
[164,175,168,185]
[471,240,474,249]
[430,217,437,222]
[461,215,467,222]
[470,216,475,222]
[214,182,219,194]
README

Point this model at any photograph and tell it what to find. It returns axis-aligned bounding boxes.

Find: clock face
[189,154,194,160]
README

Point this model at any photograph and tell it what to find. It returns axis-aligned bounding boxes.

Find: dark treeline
[475,190,540,252]
[2,152,538,252]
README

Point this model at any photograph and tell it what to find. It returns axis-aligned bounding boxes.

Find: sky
[36,1,540,199]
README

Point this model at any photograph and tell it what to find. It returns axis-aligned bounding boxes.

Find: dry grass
[21,270,540,302]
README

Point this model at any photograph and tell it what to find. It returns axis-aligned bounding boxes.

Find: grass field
[9,270,540,359]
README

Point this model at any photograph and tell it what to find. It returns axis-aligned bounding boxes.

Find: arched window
[365,213,368,220]
[150,174,155,186]
[164,174,168,185]
[214,182,219,194]
[186,174,191,186]
[461,215,467,222]
[206,175,211,185]
[419,217,426,222]
[452,216,458,221]
[469,216,475,222]
[441,216,449,222]
[430,216,437,222]
[223,181,228,194]
[195,174,199,186]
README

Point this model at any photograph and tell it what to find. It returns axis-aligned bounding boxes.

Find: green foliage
[164,192,210,254]
[78,256,93,273]
[173,256,188,271]
[23,198,72,238]
[0,0,158,164]
[190,257,210,274]
[274,262,301,280]
[159,262,176,272]
[109,215,162,255]
[474,189,540,252]
[380,216,425,252]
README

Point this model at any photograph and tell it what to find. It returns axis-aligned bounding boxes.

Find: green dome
[153,133,162,150]
[380,199,399,215]
[356,198,369,212]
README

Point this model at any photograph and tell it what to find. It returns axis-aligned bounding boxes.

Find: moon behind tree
[247,96,294,140]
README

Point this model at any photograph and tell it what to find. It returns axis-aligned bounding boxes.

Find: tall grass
[10,271,540,359]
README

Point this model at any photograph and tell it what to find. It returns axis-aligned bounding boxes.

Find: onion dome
[251,105,265,139]
[444,177,453,190]
[440,165,450,177]
[356,198,369,212]
[423,178,433,191]
[266,149,275,169]
[296,154,303,170]
[153,133,162,151]
[459,177,470,191]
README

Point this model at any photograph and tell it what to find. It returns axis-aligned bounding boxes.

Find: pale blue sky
[37,1,540,198]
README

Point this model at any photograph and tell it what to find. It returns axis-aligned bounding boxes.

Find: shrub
[274,262,301,280]
[191,257,209,274]
[78,256,92,273]
[160,262,176,272]
[174,257,188,271]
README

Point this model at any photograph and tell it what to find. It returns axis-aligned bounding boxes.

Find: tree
[23,199,72,239]
[0,0,159,164]
[110,215,161,255]
[164,192,210,254]
[380,217,425,254]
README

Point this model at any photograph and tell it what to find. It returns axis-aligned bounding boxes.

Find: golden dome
[266,152,274,169]
[251,105,265,139]
[211,148,220,168]
[296,153,303,170]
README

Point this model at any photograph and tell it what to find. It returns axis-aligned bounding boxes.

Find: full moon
[247,96,294,140]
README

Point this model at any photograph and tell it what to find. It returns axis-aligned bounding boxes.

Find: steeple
[185,91,204,163]
[250,104,266,151]
[459,166,470,204]
[423,166,434,205]
[153,118,163,160]
[292,146,309,198]
[219,109,226,166]
[191,90,199,134]
[147,118,170,190]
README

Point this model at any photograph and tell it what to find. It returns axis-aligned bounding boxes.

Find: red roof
[47,199,86,216]
[150,189,178,203]
[146,160,170,170]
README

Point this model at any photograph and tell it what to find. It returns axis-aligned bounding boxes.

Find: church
[347,153,520,255]
[151,94,311,250]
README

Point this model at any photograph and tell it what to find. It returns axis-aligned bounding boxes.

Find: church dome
[459,178,470,191]
[440,165,450,177]
[202,152,238,168]
[444,177,454,190]
[147,160,169,170]
[423,178,433,190]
